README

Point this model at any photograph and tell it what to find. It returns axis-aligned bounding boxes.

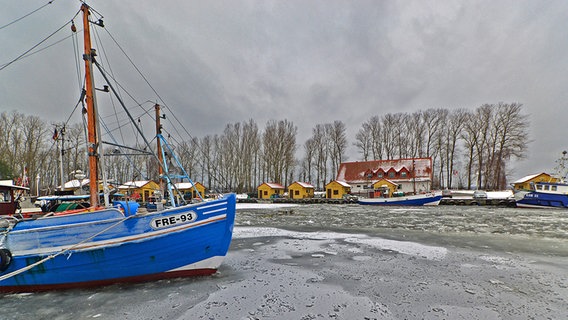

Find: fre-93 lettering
[151,211,197,229]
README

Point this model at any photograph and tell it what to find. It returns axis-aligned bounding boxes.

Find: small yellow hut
[174,182,206,200]
[118,180,160,202]
[257,182,285,199]
[371,179,398,198]
[511,173,559,191]
[288,182,315,199]
[325,180,351,199]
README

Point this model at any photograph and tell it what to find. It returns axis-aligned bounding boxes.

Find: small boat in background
[358,192,442,206]
[514,181,568,209]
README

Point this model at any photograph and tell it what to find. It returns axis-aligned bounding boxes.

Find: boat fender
[0,248,12,272]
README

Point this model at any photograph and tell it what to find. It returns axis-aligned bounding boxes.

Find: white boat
[514,181,568,209]
[358,192,442,206]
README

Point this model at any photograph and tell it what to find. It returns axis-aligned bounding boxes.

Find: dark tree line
[0,102,530,196]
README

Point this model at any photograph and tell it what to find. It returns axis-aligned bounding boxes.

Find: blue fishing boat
[514,181,568,209]
[358,192,442,206]
[0,4,236,292]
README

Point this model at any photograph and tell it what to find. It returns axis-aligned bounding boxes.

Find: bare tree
[310,124,328,189]
[355,115,382,160]
[327,120,348,177]
[262,120,297,186]
[444,109,468,188]
[488,102,529,189]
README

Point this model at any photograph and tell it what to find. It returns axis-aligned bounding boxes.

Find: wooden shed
[325,180,351,199]
[118,180,160,202]
[511,173,559,191]
[174,182,206,200]
[288,182,315,199]
[371,179,399,198]
[257,182,285,199]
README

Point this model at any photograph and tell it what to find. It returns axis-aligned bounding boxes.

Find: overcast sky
[1,0,567,180]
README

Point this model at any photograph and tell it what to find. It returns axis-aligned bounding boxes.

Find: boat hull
[514,190,568,209]
[358,193,442,206]
[0,194,236,292]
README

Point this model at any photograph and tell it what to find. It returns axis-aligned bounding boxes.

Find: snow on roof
[118,180,151,189]
[0,180,29,190]
[175,182,199,189]
[331,180,351,188]
[290,182,314,189]
[261,182,285,189]
[336,158,432,183]
[511,173,551,184]
[60,179,90,189]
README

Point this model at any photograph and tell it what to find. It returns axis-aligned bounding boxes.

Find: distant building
[371,178,398,198]
[336,158,433,195]
[174,181,206,200]
[288,182,315,199]
[511,173,559,191]
[325,180,351,199]
[257,182,285,199]
[118,180,159,202]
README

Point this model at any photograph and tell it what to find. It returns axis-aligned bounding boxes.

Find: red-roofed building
[336,158,433,195]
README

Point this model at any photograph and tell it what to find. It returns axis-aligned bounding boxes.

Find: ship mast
[81,4,100,207]
[155,104,165,197]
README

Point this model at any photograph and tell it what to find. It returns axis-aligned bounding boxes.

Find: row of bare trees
[354,103,530,189]
[0,102,529,196]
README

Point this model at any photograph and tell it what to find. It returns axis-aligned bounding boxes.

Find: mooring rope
[0,212,136,282]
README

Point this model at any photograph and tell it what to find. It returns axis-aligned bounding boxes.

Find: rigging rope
[0,1,56,31]
[0,212,136,282]
[0,10,80,72]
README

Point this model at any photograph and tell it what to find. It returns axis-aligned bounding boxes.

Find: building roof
[59,179,90,189]
[373,178,398,187]
[259,182,285,189]
[290,181,314,189]
[174,182,201,189]
[0,180,29,190]
[336,158,432,183]
[510,172,561,184]
[326,180,351,188]
[118,180,153,189]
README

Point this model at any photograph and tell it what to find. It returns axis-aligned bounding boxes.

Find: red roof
[336,158,432,183]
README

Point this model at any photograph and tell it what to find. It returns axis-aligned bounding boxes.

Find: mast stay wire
[101,28,230,188]
[0,0,57,31]
[0,10,80,72]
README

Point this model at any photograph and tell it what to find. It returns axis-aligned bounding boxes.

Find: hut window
[401,172,407,178]
[295,190,299,195]
[333,190,339,195]
[389,172,395,178]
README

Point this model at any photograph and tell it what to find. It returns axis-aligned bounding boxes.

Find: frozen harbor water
[1,204,567,319]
